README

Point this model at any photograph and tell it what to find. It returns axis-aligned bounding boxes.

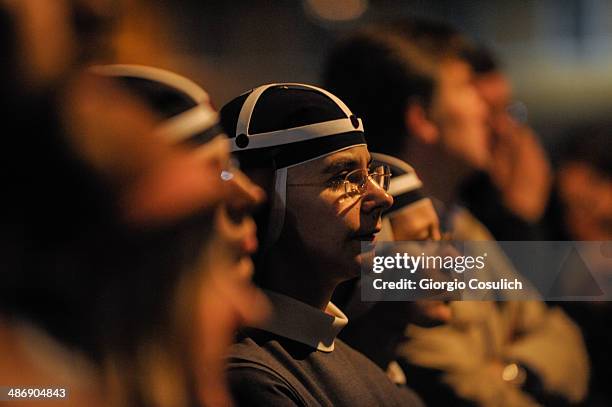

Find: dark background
[145,0,612,158]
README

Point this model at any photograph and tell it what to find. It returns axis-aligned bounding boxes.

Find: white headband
[387,172,423,196]
[231,83,363,151]
[89,64,218,143]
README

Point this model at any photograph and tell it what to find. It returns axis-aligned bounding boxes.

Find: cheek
[287,189,346,240]
[392,217,428,241]
[441,99,490,164]
[321,190,362,236]
[445,96,480,131]
[437,86,484,129]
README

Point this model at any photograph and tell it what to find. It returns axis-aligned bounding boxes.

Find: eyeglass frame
[287,164,392,197]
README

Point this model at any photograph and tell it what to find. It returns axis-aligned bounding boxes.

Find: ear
[404,101,438,144]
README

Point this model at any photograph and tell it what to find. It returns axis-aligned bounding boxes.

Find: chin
[353,250,374,275]
[328,254,361,282]
[235,256,254,277]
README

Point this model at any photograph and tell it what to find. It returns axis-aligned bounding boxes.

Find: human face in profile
[431,59,491,170]
[285,145,393,279]
[389,198,441,241]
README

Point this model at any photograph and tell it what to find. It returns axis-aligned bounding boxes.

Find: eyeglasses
[288,165,392,196]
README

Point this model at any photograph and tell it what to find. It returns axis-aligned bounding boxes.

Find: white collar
[259,290,348,352]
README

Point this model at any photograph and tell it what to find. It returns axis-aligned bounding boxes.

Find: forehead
[475,72,511,106]
[438,59,472,84]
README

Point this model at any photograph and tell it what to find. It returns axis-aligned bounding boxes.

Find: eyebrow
[322,155,373,174]
[322,158,361,174]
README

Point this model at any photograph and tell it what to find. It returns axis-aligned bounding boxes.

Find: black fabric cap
[249,87,345,133]
[116,76,198,120]
[372,153,428,216]
[220,86,366,168]
[181,123,226,147]
[112,76,221,145]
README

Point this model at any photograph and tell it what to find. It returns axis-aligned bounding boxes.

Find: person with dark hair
[324,18,589,407]
[324,18,489,178]
[460,45,553,240]
[220,83,423,406]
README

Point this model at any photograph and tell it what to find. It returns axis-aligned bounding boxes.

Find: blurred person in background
[544,122,612,407]
[324,18,588,407]
[324,18,490,227]
[460,46,553,240]
[547,123,612,242]
[220,83,423,406]
[370,153,441,243]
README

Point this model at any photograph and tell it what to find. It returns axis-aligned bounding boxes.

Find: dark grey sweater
[228,329,425,407]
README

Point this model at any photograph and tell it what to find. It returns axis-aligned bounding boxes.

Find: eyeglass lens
[344,165,391,195]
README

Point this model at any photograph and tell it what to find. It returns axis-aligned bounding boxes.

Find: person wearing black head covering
[1,59,258,407]
[92,64,272,407]
[220,83,424,407]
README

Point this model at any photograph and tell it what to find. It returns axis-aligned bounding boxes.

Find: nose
[470,86,489,123]
[361,176,393,214]
[223,166,266,221]
[429,223,442,241]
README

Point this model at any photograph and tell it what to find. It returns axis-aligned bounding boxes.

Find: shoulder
[228,361,305,407]
[228,330,293,370]
[333,340,426,407]
[227,332,307,406]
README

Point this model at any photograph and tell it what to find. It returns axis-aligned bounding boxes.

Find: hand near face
[475,70,552,223]
[489,122,552,223]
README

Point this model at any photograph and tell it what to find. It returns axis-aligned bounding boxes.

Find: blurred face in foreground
[194,214,270,406]
[185,143,269,407]
[67,74,270,405]
[286,146,393,279]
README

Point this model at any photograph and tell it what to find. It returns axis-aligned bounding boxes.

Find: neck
[258,248,341,311]
[401,140,471,206]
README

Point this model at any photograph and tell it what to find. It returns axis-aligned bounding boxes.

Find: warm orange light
[304,0,368,22]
